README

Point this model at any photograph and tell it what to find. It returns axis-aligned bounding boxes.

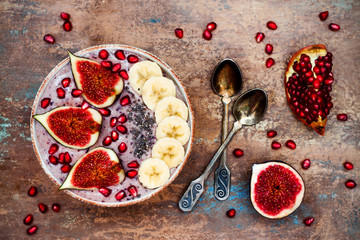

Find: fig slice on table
[69,52,123,108]
[60,147,125,190]
[34,106,102,149]
[285,44,334,135]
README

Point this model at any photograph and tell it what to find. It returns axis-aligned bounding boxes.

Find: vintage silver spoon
[211,59,242,201]
[179,88,268,212]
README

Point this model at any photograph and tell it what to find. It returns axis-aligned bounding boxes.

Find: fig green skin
[249,160,306,219]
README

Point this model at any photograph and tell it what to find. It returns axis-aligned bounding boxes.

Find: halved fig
[34,106,102,149]
[69,52,123,108]
[250,161,305,219]
[60,147,125,190]
[285,45,334,135]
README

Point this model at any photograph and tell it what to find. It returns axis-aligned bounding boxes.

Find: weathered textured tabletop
[1,0,359,239]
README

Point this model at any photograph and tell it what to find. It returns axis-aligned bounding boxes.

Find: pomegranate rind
[250,161,305,219]
[285,44,328,135]
[60,147,125,190]
[34,106,102,149]
[69,52,123,108]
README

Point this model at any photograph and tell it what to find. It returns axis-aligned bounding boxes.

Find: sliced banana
[129,61,163,95]
[141,77,176,111]
[154,96,188,124]
[138,158,170,189]
[152,137,185,168]
[156,116,190,145]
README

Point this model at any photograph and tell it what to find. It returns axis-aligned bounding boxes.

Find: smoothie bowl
[30,44,194,207]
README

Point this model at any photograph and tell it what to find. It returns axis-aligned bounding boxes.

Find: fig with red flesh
[34,106,102,149]
[68,52,124,108]
[250,161,305,219]
[60,147,125,190]
[285,45,334,135]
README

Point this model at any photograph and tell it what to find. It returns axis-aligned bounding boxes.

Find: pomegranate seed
[43,34,55,44]
[98,49,109,60]
[23,214,33,225]
[313,79,320,89]
[27,226,38,235]
[99,187,112,197]
[64,152,71,163]
[337,114,348,121]
[120,96,131,106]
[265,44,273,54]
[111,130,119,141]
[110,117,117,127]
[345,180,356,189]
[266,21,277,30]
[203,29,212,40]
[126,170,138,178]
[60,12,70,21]
[103,136,112,146]
[255,32,265,43]
[48,143,59,155]
[101,60,112,68]
[232,148,244,158]
[325,78,334,85]
[128,55,139,63]
[115,190,126,201]
[285,140,296,149]
[265,58,275,68]
[71,89,82,97]
[51,203,61,212]
[128,185,138,197]
[38,203,48,213]
[28,186,38,197]
[304,217,314,226]
[115,50,126,60]
[329,23,340,31]
[206,22,217,31]
[61,164,72,173]
[56,88,65,99]
[99,108,111,117]
[226,209,236,218]
[174,28,183,39]
[119,70,129,80]
[343,162,353,170]
[301,159,311,169]
[61,78,71,88]
[271,141,281,149]
[118,142,127,153]
[112,63,121,73]
[267,130,277,138]
[63,21,72,32]
[81,101,89,110]
[116,125,127,134]
[58,153,65,164]
[41,98,51,108]
[49,156,58,165]
[319,11,329,21]
[118,114,127,123]
[128,161,139,168]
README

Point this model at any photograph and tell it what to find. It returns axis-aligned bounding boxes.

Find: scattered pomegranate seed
[265,44,273,55]
[115,190,126,201]
[23,214,33,225]
[203,29,212,40]
[116,125,127,134]
[118,142,127,153]
[285,140,296,149]
[61,78,71,88]
[71,89,82,97]
[301,159,311,169]
[98,49,109,60]
[38,203,48,213]
[58,153,65,164]
[126,170,138,178]
[99,187,112,197]
[110,117,117,127]
[63,21,72,32]
[114,50,126,60]
[206,22,217,31]
[103,136,112,146]
[337,114,348,121]
[128,161,139,168]
[266,21,277,30]
[28,186,37,196]
[128,55,139,63]
[319,11,329,21]
[60,12,70,21]
[255,32,265,43]
[303,217,314,226]
[41,98,51,109]
[61,164,72,173]
[343,162,353,170]
[265,58,275,68]
[345,180,356,189]
[112,63,121,73]
[128,185,138,197]
[329,23,340,31]
[118,113,127,123]
[27,226,38,235]
[271,141,281,149]
[56,88,65,99]
[226,209,236,218]
[51,203,61,212]
[233,148,244,158]
[99,108,111,117]
[64,152,71,163]
[111,130,119,141]
[101,60,112,68]
[48,143,59,155]
[120,96,131,106]
[174,28,183,39]
[43,34,55,44]
[119,70,129,80]
[266,130,277,138]
[49,156,58,165]
[81,101,89,110]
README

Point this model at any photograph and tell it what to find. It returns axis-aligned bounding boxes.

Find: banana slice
[152,137,185,168]
[129,61,163,95]
[156,116,190,145]
[141,77,176,111]
[138,158,170,189]
[154,96,189,124]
